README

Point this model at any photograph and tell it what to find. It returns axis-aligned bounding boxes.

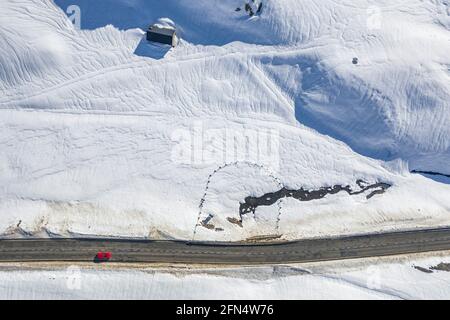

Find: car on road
[95,251,112,262]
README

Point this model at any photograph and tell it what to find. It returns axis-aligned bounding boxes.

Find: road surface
[1,227,450,264]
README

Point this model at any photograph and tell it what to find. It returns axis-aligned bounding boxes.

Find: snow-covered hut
[146,24,178,47]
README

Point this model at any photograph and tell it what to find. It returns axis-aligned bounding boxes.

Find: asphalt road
[1,227,450,265]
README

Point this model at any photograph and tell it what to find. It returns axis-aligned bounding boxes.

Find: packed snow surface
[0,0,449,240]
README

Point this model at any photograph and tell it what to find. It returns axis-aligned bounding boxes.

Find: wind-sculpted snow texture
[0,0,449,241]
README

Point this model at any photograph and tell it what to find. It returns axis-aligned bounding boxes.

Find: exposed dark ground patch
[239,180,392,219]
[413,265,433,273]
[200,214,216,230]
[431,263,450,272]
[227,217,243,228]
[246,234,282,242]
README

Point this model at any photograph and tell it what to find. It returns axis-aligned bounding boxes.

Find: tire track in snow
[0,42,327,108]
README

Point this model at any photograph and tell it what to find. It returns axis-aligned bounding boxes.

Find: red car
[96,251,112,262]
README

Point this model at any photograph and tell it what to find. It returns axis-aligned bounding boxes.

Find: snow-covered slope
[0,0,449,240]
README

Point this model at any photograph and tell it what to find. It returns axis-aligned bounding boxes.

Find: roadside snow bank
[2,253,450,299]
